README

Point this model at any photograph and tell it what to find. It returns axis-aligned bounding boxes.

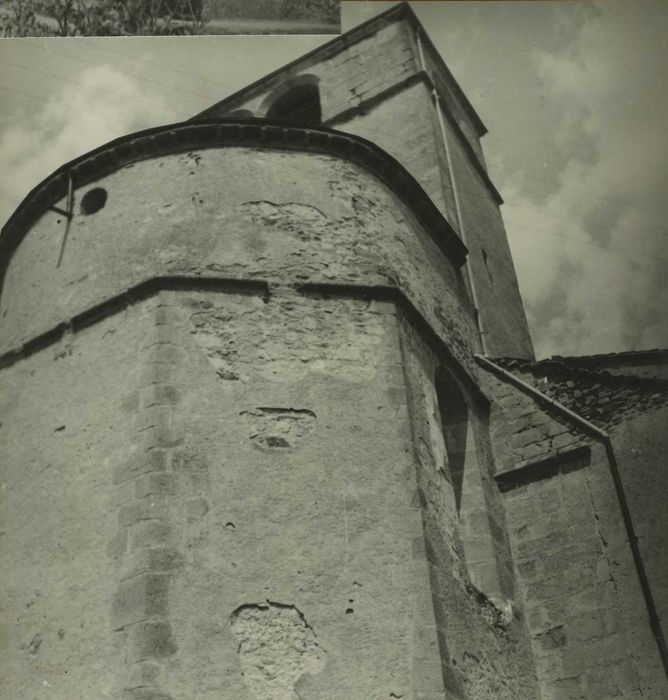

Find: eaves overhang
[0,118,468,289]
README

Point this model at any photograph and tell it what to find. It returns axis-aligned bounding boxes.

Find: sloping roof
[490,353,668,428]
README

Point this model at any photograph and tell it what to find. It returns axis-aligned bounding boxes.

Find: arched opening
[225,109,254,118]
[266,81,322,127]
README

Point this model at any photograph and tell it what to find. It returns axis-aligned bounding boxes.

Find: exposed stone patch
[240,407,316,451]
[239,200,330,242]
[230,602,325,700]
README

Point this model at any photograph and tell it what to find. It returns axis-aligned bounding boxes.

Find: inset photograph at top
[0,0,341,36]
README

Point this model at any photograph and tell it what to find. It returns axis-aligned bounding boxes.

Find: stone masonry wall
[0,298,165,698]
[128,290,446,699]
[609,409,668,653]
[0,138,539,697]
[0,146,478,375]
[398,319,539,700]
[0,283,539,698]
[340,78,455,222]
[201,14,533,359]
[483,369,668,699]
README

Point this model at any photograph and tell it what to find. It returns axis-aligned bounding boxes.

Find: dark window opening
[482,248,494,284]
[80,187,107,216]
[435,367,468,513]
[267,84,322,127]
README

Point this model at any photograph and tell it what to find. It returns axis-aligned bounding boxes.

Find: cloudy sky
[0,0,666,359]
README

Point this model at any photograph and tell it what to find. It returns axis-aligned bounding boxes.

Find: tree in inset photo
[0,0,208,36]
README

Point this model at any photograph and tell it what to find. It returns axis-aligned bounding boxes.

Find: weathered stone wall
[484,369,668,699]
[0,289,539,698]
[202,18,418,124]
[0,146,478,374]
[611,408,668,641]
[398,319,539,699]
[0,140,541,697]
[115,290,448,699]
[200,14,534,359]
[336,78,456,223]
[0,299,159,697]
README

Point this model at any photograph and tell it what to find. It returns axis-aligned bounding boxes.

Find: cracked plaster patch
[230,602,325,700]
[240,407,316,451]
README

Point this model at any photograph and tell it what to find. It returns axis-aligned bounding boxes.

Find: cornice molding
[0,119,468,293]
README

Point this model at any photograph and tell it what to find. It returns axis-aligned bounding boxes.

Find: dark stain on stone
[27,633,42,654]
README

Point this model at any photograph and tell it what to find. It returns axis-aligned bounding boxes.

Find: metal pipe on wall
[416,28,488,355]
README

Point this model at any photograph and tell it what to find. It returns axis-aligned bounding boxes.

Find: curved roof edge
[0,118,468,276]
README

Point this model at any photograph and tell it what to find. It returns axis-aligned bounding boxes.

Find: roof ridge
[490,356,668,393]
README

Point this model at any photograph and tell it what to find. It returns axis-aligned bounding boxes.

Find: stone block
[511,427,543,448]
[139,362,175,388]
[553,433,577,451]
[128,520,173,551]
[184,497,209,521]
[118,497,170,527]
[113,450,169,485]
[570,611,607,643]
[534,624,567,651]
[148,344,182,365]
[548,676,584,700]
[134,472,178,499]
[126,620,177,663]
[124,660,162,689]
[142,385,181,408]
[121,547,183,579]
[107,528,128,559]
[112,573,171,630]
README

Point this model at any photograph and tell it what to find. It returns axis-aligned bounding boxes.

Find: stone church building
[0,3,666,698]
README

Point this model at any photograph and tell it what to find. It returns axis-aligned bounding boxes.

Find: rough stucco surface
[151,292,448,698]
[0,300,157,698]
[0,147,478,373]
[0,278,540,698]
[0,129,539,695]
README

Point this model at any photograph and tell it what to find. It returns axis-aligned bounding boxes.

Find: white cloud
[0,64,170,226]
[502,0,668,358]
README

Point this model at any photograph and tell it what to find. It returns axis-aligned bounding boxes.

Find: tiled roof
[489,354,668,429]
[549,348,668,367]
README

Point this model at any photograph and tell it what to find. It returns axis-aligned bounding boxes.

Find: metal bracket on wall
[55,170,74,267]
